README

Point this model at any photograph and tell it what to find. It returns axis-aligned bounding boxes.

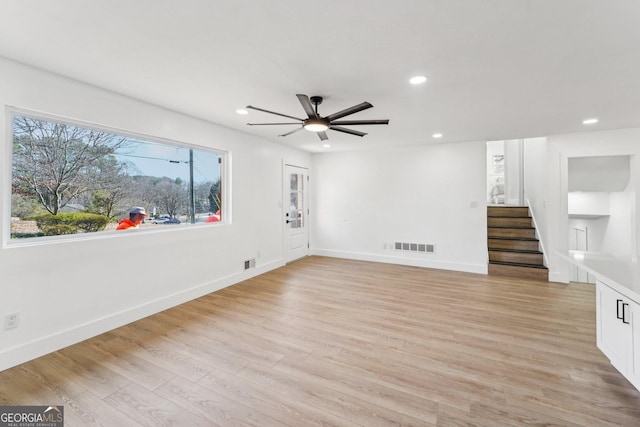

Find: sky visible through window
[110,138,220,184]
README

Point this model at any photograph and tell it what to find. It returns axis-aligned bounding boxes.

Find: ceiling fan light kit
[246,94,389,141]
[303,119,329,132]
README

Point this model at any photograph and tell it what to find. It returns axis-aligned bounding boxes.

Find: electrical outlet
[244,258,256,270]
[5,312,19,330]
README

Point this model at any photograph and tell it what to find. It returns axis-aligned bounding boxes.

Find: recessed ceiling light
[236,109,248,115]
[323,143,331,148]
[409,75,427,85]
[582,118,598,125]
[432,133,443,138]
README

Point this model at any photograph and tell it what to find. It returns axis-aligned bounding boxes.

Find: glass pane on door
[289,173,304,229]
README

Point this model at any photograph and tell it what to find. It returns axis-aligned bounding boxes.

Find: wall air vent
[394,242,435,253]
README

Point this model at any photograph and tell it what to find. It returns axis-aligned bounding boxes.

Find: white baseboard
[549,270,569,284]
[0,259,284,372]
[311,249,488,275]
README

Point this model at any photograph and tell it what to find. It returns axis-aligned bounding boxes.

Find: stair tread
[488,214,531,217]
[487,207,530,217]
[489,248,542,254]
[489,260,548,269]
[488,226,535,229]
[487,207,528,210]
[488,237,539,241]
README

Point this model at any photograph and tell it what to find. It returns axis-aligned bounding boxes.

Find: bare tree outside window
[12,116,129,215]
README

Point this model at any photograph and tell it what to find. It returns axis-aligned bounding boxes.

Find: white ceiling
[1,0,639,153]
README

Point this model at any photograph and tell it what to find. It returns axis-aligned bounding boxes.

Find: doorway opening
[487,140,524,206]
[567,155,634,283]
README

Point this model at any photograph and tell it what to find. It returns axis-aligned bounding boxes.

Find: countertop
[560,251,640,303]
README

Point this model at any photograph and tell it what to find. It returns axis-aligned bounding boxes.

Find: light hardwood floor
[1,256,640,426]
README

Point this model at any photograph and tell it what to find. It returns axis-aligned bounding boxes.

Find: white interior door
[284,164,309,263]
[569,226,592,283]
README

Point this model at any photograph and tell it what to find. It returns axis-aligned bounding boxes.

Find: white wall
[568,192,611,216]
[0,57,310,370]
[602,191,634,255]
[545,128,640,282]
[310,141,488,273]
[523,137,547,238]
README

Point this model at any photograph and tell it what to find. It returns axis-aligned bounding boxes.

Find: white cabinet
[597,281,630,371]
[631,302,640,388]
[596,280,640,391]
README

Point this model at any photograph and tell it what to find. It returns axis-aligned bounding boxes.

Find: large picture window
[9,110,226,241]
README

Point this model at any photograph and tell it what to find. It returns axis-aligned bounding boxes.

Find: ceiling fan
[246,94,389,141]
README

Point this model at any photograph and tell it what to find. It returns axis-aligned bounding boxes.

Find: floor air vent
[394,242,435,253]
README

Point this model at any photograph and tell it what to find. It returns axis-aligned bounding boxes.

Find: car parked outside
[151,216,181,224]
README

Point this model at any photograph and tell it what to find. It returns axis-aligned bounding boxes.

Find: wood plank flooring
[1,256,639,426]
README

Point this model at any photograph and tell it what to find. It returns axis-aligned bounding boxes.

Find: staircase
[487,206,548,281]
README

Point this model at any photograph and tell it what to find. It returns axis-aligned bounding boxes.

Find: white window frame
[4,106,230,247]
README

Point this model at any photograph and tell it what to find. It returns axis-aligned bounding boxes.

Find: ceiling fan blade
[279,127,305,137]
[247,122,301,126]
[296,94,318,119]
[246,105,304,121]
[317,131,329,141]
[325,102,373,121]
[329,125,367,137]
[330,119,389,126]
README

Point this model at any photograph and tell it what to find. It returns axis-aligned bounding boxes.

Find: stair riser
[488,217,532,227]
[488,207,530,217]
[488,239,539,251]
[488,228,536,239]
[488,263,549,281]
[489,251,543,265]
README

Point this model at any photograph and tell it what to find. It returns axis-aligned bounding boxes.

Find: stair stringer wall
[526,198,549,268]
